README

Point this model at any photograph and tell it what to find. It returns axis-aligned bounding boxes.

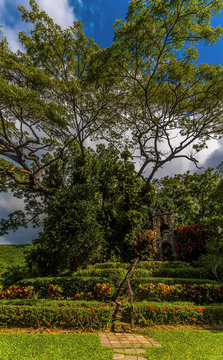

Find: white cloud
[37,0,77,27]
[0,0,78,51]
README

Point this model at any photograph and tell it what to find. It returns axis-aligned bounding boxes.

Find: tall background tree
[0,0,223,273]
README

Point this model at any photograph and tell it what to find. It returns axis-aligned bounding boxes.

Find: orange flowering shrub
[0,285,34,299]
[47,284,64,299]
[94,283,111,300]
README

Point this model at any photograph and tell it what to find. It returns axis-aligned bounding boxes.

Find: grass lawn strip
[0,333,113,360]
[0,330,223,359]
[141,329,223,360]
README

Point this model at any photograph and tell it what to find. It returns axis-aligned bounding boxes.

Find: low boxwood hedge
[123,302,223,326]
[0,301,222,329]
[0,303,113,330]
[73,268,127,286]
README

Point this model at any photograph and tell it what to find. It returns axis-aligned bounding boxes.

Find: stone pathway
[98,333,162,360]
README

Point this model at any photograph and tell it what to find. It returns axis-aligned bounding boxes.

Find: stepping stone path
[98,332,162,360]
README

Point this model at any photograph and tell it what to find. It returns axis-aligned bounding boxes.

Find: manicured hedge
[130,277,219,288]
[132,268,211,279]
[125,302,223,326]
[135,283,223,304]
[93,262,129,269]
[0,303,113,330]
[0,301,222,329]
[73,268,127,286]
[90,262,212,279]
[18,277,113,298]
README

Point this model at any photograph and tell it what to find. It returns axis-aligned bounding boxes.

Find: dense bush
[136,283,223,304]
[175,223,211,261]
[73,268,127,286]
[18,277,114,298]
[92,262,129,269]
[130,277,219,289]
[124,302,223,326]
[0,303,113,330]
[0,285,34,299]
[90,261,212,279]
[0,302,222,329]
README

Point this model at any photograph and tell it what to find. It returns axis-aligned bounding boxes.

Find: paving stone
[98,332,161,348]
[113,354,125,359]
[124,356,138,360]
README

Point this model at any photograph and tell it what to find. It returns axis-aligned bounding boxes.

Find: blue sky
[0,0,222,64]
[0,0,222,244]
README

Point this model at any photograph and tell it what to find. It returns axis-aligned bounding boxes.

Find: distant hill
[0,244,31,279]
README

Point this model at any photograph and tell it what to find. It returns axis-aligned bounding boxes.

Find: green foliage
[136,283,223,304]
[0,303,113,330]
[73,268,127,287]
[125,302,223,326]
[131,277,219,288]
[18,277,113,298]
[0,285,34,299]
[0,245,31,282]
[1,265,31,288]
[154,169,222,228]
[198,231,223,281]
[27,182,104,275]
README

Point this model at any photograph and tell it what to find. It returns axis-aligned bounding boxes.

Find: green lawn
[0,334,113,360]
[0,330,223,360]
[144,329,223,360]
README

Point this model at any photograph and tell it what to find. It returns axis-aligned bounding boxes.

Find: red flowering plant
[133,230,157,259]
[175,223,212,262]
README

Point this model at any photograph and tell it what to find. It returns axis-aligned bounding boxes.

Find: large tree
[0,0,223,258]
[153,168,222,228]
[90,0,223,181]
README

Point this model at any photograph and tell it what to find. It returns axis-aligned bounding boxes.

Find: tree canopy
[0,0,223,271]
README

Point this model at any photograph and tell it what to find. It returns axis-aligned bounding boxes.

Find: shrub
[94,283,112,300]
[47,284,63,299]
[135,282,223,304]
[130,277,219,289]
[1,265,30,288]
[73,268,127,286]
[0,285,34,299]
[0,304,113,330]
[133,230,158,259]
[18,277,113,298]
[123,302,223,326]
[92,262,129,269]
[175,223,211,262]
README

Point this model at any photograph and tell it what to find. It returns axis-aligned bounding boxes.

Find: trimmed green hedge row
[16,276,219,299]
[74,268,127,285]
[91,261,212,279]
[125,302,223,326]
[0,301,222,329]
[0,303,112,330]
[135,283,223,304]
